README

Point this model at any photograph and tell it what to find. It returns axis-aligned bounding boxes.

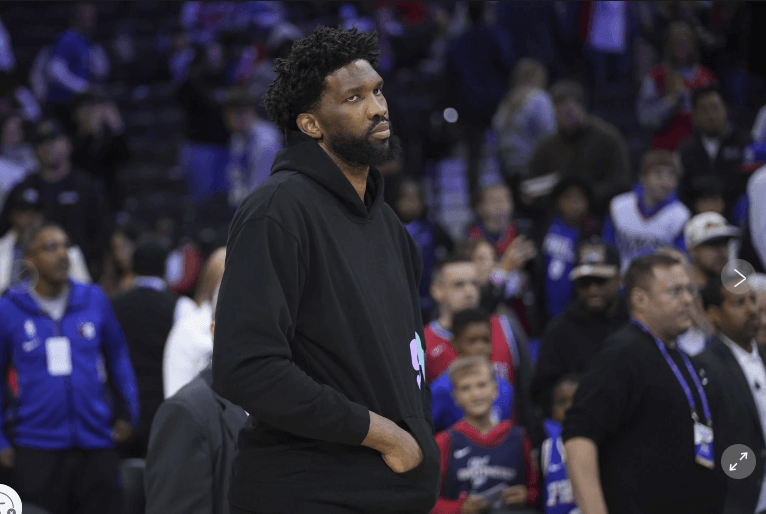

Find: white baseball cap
[684,212,741,250]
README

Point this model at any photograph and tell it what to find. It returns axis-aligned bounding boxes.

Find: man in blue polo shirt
[0,222,139,514]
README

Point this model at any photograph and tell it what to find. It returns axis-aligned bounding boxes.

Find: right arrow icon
[730,463,738,471]
[741,452,748,460]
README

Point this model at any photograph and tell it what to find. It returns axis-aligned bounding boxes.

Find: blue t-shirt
[431,369,514,433]
[48,29,91,105]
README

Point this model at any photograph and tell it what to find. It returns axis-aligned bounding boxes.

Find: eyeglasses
[662,285,698,298]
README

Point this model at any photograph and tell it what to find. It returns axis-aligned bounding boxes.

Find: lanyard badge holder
[632,321,715,469]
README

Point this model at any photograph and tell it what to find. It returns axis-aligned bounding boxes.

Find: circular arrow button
[722,444,756,479]
[722,260,756,295]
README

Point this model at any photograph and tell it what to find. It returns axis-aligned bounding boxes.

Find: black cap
[6,186,42,212]
[569,237,620,280]
[33,119,66,146]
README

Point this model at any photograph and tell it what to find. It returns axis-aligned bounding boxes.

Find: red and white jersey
[424,315,519,385]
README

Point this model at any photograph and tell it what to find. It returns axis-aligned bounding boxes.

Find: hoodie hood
[270,131,385,220]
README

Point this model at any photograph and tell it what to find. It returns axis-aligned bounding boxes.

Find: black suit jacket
[145,366,248,514]
[696,336,766,514]
[678,125,752,210]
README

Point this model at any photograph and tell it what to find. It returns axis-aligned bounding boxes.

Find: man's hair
[22,221,67,257]
[448,355,495,389]
[262,27,380,132]
[431,254,473,285]
[700,274,725,311]
[692,85,723,110]
[112,219,147,244]
[550,79,585,106]
[132,235,170,278]
[452,308,490,341]
[640,149,679,177]
[623,253,682,309]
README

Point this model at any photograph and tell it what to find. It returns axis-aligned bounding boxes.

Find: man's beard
[325,121,402,168]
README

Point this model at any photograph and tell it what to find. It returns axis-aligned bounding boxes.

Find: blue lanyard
[632,320,712,426]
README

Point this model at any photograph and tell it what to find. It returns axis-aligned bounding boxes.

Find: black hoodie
[212,131,441,513]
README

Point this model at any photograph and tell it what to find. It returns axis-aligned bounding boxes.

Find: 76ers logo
[79,321,96,340]
[410,333,426,389]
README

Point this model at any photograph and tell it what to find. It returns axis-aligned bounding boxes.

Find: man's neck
[318,142,368,201]
[641,190,661,210]
[465,413,497,435]
[437,313,452,332]
[633,313,676,348]
[721,331,754,353]
[34,280,66,299]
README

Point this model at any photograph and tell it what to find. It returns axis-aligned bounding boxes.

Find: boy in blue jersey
[542,177,600,319]
[542,374,581,514]
[430,308,515,433]
[433,355,540,513]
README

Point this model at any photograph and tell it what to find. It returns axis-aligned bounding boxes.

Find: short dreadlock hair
[262,27,380,132]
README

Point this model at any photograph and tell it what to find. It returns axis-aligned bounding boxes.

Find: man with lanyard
[562,253,725,514]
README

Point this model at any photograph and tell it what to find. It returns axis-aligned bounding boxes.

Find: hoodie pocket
[378,416,442,512]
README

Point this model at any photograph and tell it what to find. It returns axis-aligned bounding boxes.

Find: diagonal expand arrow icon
[730,463,738,471]
[741,452,748,460]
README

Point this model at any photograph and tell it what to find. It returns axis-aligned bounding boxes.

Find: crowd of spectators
[0,1,763,513]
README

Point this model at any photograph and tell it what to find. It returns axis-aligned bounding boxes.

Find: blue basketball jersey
[542,420,579,514]
[442,421,525,500]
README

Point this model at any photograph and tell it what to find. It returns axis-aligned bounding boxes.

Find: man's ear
[431,279,443,304]
[631,288,648,312]
[296,113,322,140]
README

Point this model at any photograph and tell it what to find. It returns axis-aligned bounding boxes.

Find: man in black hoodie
[212,27,441,514]
[532,238,629,414]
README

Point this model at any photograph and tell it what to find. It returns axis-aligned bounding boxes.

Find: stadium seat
[120,458,146,514]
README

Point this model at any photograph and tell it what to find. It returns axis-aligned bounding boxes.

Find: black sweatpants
[14,446,122,514]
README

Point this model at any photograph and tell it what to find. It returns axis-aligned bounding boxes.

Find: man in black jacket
[563,253,725,514]
[0,119,112,275]
[212,27,440,514]
[532,238,628,412]
[112,236,180,459]
[696,275,766,514]
[679,86,752,216]
[145,289,248,514]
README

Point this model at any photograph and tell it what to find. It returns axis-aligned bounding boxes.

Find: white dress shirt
[721,334,766,513]
[162,301,213,399]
